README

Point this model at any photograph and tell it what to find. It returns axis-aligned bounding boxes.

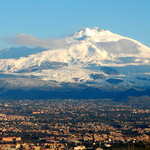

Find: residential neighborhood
[0,99,150,149]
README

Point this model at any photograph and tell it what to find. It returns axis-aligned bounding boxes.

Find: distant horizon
[0,0,150,50]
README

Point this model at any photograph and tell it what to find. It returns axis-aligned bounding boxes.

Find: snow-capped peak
[65,27,127,44]
[82,28,95,36]
[0,27,150,91]
[73,27,111,38]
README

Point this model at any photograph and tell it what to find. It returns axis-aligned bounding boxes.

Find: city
[0,99,150,149]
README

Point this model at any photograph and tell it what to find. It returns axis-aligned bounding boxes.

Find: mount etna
[0,27,150,101]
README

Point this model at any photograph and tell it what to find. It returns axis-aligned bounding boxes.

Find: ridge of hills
[0,87,150,104]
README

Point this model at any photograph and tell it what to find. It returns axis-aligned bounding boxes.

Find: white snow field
[0,27,150,90]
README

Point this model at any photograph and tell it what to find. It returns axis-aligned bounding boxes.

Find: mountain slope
[0,27,149,91]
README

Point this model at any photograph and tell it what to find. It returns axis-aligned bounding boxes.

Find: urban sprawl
[0,99,150,149]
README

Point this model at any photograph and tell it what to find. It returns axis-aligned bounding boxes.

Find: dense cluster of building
[0,99,150,149]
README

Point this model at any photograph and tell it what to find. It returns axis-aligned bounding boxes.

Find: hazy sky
[0,0,150,50]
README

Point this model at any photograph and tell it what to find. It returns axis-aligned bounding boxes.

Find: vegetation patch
[106,78,123,84]
[101,67,119,75]
[90,73,106,80]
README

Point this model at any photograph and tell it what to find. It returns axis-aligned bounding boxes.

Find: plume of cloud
[95,39,140,54]
[1,33,69,49]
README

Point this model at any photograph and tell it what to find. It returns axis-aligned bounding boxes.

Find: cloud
[1,33,69,49]
[95,39,140,54]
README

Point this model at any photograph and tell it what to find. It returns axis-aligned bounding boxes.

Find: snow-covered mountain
[0,27,150,91]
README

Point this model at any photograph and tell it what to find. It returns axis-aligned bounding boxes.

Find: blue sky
[0,0,150,50]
